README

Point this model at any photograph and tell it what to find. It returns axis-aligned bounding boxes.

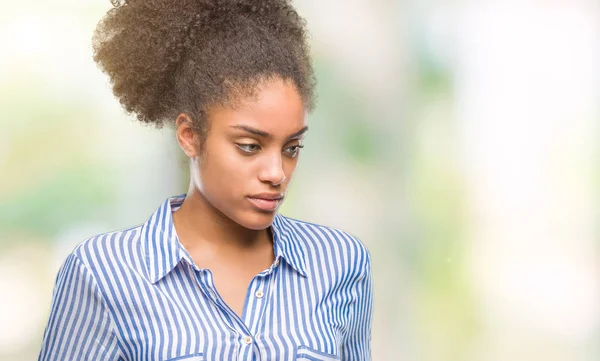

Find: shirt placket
[195,257,281,361]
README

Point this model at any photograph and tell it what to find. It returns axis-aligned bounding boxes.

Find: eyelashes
[236,143,261,153]
[284,144,304,157]
[235,143,304,157]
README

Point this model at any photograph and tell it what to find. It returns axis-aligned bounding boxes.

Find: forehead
[208,78,307,136]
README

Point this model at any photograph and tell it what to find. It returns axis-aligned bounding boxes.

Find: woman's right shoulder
[68,224,145,272]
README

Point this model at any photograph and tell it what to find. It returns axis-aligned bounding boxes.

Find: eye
[284,144,304,158]
[236,143,261,154]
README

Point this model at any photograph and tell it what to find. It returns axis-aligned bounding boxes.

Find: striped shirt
[38,195,373,361]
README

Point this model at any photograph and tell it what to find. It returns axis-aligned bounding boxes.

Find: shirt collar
[142,195,308,284]
[271,213,308,278]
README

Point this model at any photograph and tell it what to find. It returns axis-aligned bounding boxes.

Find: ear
[175,113,200,158]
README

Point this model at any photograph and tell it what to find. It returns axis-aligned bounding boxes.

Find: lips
[247,193,284,212]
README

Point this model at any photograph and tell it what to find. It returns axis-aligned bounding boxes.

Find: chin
[235,211,277,231]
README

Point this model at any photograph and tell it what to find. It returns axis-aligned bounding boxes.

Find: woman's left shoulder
[277,215,371,270]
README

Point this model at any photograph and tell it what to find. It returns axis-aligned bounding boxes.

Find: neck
[172,188,272,254]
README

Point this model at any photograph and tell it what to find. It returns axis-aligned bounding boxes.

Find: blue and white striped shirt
[38,195,373,361]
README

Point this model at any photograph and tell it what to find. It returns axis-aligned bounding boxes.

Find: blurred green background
[0,0,598,360]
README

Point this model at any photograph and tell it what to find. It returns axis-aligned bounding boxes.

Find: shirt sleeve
[341,254,374,361]
[38,253,123,361]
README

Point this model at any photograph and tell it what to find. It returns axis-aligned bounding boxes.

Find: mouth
[247,194,284,212]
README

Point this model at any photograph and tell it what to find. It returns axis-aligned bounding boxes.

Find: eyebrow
[230,125,309,140]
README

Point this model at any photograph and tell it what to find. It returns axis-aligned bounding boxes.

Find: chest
[107,262,351,361]
[186,244,275,318]
[204,258,272,319]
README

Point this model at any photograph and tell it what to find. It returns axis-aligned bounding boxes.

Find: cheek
[283,157,300,179]
[198,146,252,198]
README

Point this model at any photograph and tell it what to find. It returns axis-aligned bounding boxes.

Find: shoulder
[69,224,144,272]
[278,215,371,276]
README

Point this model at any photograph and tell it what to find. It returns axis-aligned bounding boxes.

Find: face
[177,78,307,230]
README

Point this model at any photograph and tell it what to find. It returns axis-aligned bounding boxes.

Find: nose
[257,152,286,186]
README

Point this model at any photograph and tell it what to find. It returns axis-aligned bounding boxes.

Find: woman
[38,0,373,360]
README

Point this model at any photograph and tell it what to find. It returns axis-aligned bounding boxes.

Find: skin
[172,77,307,317]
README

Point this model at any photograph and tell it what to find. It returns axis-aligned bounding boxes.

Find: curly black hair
[92,0,316,132]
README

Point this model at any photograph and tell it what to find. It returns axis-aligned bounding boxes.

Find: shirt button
[274,259,280,267]
[255,290,264,299]
[243,336,253,345]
